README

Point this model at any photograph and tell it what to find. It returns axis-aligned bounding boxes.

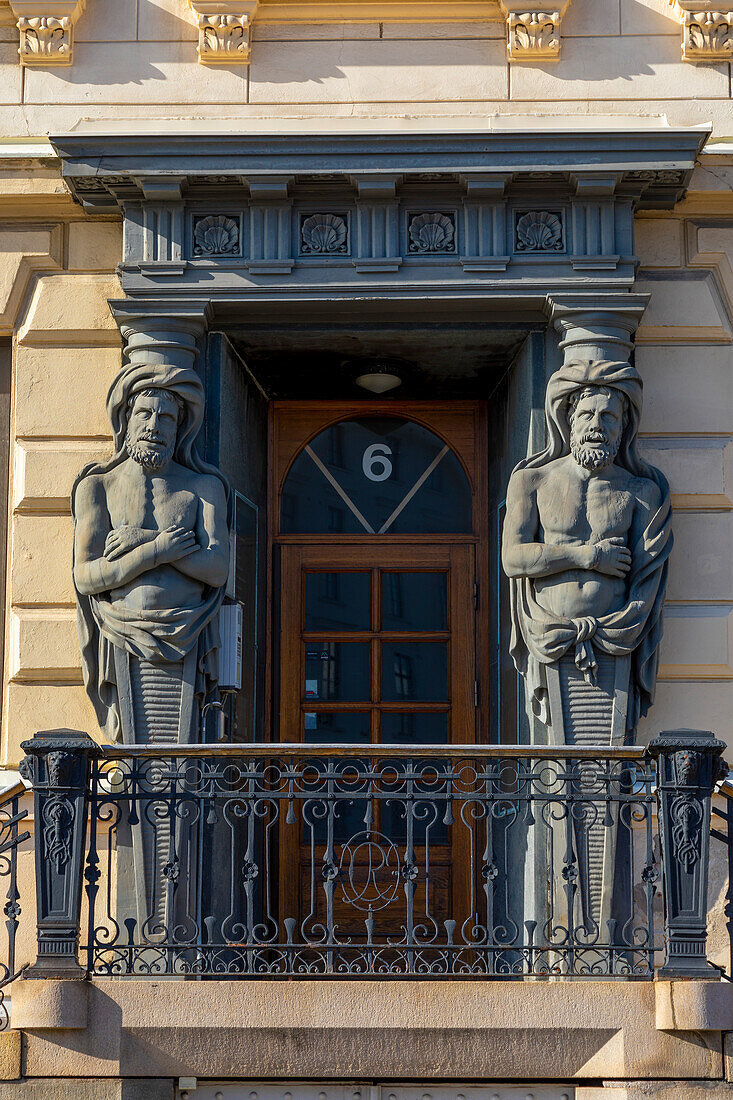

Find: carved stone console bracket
[9,0,85,66]
[668,1,733,61]
[499,1,571,61]
[188,0,259,64]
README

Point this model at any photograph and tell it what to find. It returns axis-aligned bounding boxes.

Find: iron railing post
[648,728,727,978]
[19,728,99,979]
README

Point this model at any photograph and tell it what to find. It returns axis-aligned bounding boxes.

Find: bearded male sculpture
[502,359,672,745]
[72,360,230,745]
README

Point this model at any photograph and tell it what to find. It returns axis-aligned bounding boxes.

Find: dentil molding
[8,0,85,66]
[668,1,733,60]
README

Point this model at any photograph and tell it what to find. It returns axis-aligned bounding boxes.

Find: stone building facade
[0,1,732,1098]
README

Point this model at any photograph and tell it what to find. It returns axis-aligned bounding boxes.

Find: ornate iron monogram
[193,215,240,257]
[42,795,74,874]
[300,213,348,255]
[670,793,704,871]
[515,210,564,252]
[408,212,456,253]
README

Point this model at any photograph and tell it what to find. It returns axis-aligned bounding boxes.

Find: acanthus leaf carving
[668,3,733,60]
[9,0,86,66]
[188,1,259,65]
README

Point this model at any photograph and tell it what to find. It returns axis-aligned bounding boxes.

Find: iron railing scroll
[81,742,662,978]
[0,781,30,1029]
[14,728,726,982]
[711,772,733,980]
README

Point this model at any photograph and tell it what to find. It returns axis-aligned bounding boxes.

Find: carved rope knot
[571,616,598,684]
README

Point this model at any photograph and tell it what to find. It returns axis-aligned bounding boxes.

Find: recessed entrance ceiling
[229,322,533,399]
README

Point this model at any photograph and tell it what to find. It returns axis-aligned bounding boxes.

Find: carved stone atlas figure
[71,358,230,931]
[502,358,672,934]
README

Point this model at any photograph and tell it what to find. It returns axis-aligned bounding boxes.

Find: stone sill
[8,977,731,1082]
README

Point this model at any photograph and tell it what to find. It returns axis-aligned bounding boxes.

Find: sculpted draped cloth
[508,360,672,734]
[71,361,230,742]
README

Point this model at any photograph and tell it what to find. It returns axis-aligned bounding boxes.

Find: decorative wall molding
[8,0,85,66]
[188,1,259,65]
[193,214,241,256]
[669,2,733,61]
[300,213,348,255]
[499,1,570,61]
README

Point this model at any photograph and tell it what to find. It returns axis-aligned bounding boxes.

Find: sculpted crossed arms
[501,467,635,582]
[73,472,229,597]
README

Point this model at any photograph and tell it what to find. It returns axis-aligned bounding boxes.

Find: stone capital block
[9,0,85,66]
[188,0,259,64]
[669,1,733,60]
[499,1,571,61]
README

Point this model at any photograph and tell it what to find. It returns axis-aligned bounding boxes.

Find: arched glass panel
[281,417,472,534]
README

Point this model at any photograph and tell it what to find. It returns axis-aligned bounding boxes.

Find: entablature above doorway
[51,123,709,303]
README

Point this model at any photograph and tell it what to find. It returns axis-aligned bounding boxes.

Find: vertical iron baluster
[404,757,415,972]
[244,759,257,974]
[324,756,336,974]
[84,762,100,975]
[563,758,578,975]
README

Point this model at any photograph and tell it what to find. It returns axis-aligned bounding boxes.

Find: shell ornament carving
[408,212,456,253]
[301,213,348,255]
[515,210,564,252]
[193,215,240,257]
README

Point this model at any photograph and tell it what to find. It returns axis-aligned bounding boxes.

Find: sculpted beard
[570,425,622,471]
[125,428,175,470]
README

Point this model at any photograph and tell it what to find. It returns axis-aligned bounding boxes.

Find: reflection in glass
[304,642,370,702]
[381,642,448,702]
[381,712,448,744]
[381,572,447,632]
[281,417,472,535]
[304,712,370,744]
[305,572,371,632]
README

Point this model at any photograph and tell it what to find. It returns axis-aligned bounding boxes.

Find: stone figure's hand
[590,537,632,578]
[104,525,154,561]
[154,525,197,563]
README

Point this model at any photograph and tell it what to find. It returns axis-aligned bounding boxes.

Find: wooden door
[278,543,476,937]
[271,404,486,944]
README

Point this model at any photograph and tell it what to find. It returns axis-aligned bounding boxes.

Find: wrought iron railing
[10,728,727,982]
[711,776,733,980]
[78,743,663,978]
[0,782,30,1028]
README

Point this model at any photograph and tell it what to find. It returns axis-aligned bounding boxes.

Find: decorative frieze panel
[300,213,349,256]
[188,1,259,65]
[669,2,733,60]
[193,214,241,256]
[515,210,564,253]
[407,212,456,254]
[9,0,85,66]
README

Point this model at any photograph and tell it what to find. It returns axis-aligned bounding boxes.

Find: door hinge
[474,680,480,708]
[473,581,479,610]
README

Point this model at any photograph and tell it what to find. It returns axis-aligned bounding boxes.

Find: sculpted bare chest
[536,472,636,545]
[105,476,199,533]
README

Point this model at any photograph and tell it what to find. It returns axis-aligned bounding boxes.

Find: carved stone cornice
[498,1,571,61]
[8,0,85,66]
[668,1,733,61]
[188,0,259,64]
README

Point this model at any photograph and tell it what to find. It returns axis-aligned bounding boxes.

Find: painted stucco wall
[0,0,731,134]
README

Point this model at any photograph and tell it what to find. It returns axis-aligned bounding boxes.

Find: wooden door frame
[266,400,489,745]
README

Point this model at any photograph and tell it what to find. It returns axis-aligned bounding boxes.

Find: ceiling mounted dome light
[354,362,403,395]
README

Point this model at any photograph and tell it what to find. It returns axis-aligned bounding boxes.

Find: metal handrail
[99,741,648,760]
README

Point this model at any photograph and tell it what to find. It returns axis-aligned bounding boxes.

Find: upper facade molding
[0,0,574,66]
[49,125,708,309]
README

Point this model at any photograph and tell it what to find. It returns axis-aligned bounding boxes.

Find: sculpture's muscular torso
[503,390,661,621]
[74,390,229,610]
